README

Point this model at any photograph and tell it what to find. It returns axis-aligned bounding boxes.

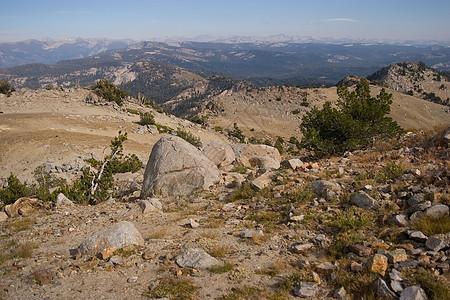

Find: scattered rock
[175,248,220,269]
[77,221,144,258]
[400,286,428,300]
[282,158,304,170]
[348,244,372,257]
[387,214,409,226]
[251,171,276,190]
[350,191,378,210]
[424,126,450,148]
[408,230,428,243]
[367,254,388,276]
[372,278,398,300]
[141,135,220,198]
[138,198,163,213]
[55,193,74,206]
[425,204,449,218]
[292,243,314,254]
[315,262,336,275]
[294,281,319,298]
[425,236,448,252]
[240,229,263,238]
[127,276,138,283]
[332,287,348,300]
[142,249,156,260]
[387,249,408,263]
[310,180,341,200]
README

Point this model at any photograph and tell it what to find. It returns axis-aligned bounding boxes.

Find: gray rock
[147,125,158,135]
[373,278,397,300]
[77,221,144,257]
[292,243,314,254]
[348,244,372,257]
[175,248,220,269]
[141,135,220,198]
[387,214,409,226]
[139,198,163,213]
[137,125,147,134]
[332,287,348,300]
[408,230,428,243]
[282,158,304,170]
[294,281,319,298]
[232,143,281,169]
[251,171,276,190]
[424,126,450,148]
[391,281,404,293]
[425,236,448,252]
[387,249,408,263]
[389,269,403,282]
[407,194,425,206]
[425,204,449,218]
[310,180,341,200]
[202,140,235,168]
[350,191,378,210]
[55,193,74,206]
[400,286,428,300]
[240,229,263,238]
[407,202,431,214]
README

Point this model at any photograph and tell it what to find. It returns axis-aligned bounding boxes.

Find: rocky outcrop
[141,135,220,198]
[4,197,48,217]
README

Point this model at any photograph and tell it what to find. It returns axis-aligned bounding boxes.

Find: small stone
[139,198,163,213]
[127,276,138,283]
[240,229,263,238]
[368,254,388,276]
[425,236,448,252]
[400,286,428,300]
[333,287,348,300]
[350,191,378,210]
[294,281,319,298]
[389,269,403,282]
[387,249,408,263]
[189,218,200,229]
[407,194,425,206]
[292,243,314,254]
[142,249,156,260]
[396,260,420,270]
[387,214,409,226]
[175,248,220,269]
[372,278,397,300]
[312,272,321,284]
[282,158,304,170]
[348,244,372,257]
[425,204,449,218]
[55,193,74,206]
[408,230,428,243]
[290,215,305,222]
[315,262,336,275]
[391,280,404,293]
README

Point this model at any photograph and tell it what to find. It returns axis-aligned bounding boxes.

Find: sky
[1,0,449,43]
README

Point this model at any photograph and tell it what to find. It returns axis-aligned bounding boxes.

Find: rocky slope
[0,87,449,300]
[367,62,450,106]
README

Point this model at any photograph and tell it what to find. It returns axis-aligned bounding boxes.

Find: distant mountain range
[0,38,135,68]
[1,39,449,106]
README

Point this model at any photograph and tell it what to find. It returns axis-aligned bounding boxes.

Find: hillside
[0,87,449,300]
[368,62,450,106]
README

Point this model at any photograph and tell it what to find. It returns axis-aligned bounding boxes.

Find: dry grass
[412,215,450,235]
[147,227,168,239]
[0,240,37,265]
[4,217,36,232]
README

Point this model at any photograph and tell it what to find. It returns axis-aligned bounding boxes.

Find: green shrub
[0,174,31,205]
[229,123,246,143]
[126,108,140,115]
[176,128,202,147]
[0,80,15,96]
[91,79,128,106]
[300,79,403,157]
[190,115,208,125]
[138,112,155,126]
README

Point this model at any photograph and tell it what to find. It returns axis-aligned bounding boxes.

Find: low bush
[176,128,202,147]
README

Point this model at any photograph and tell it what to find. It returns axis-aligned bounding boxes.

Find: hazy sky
[1,0,449,42]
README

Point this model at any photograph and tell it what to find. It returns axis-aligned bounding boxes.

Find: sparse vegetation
[92,79,129,106]
[0,240,37,265]
[412,214,450,235]
[144,277,198,299]
[0,80,15,96]
[176,128,202,147]
[209,262,234,274]
[138,111,156,126]
[229,123,246,143]
[0,173,31,205]
[404,268,450,300]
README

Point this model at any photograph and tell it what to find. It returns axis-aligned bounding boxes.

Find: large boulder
[141,135,221,198]
[77,221,144,258]
[232,144,281,169]
[202,140,236,168]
